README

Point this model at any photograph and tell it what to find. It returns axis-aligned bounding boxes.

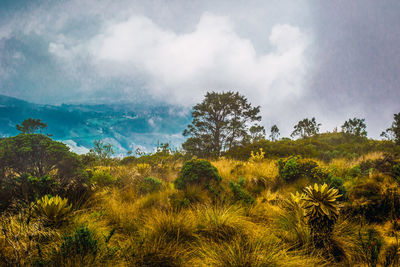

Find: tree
[16,118,47,134]
[249,125,266,143]
[0,134,80,178]
[90,140,114,160]
[381,112,400,144]
[291,117,321,139]
[182,91,264,157]
[269,125,280,141]
[341,117,367,137]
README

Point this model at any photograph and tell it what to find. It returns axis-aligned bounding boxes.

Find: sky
[0,0,399,138]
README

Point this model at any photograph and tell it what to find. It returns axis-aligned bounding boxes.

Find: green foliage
[229,180,255,205]
[89,169,115,186]
[302,183,341,249]
[182,91,264,157]
[341,117,367,137]
[174,159,222,190]
[139,177,163,195]
[278,156,318,182]
[381,112,400,144]
[89,139,114,163]
[225,132,400,161]
[0,133,81,178]
[16,118,47,134]
[269,124,280,141]
[291,117,321,139]
[34,195,71,226]
[61,226,99,265]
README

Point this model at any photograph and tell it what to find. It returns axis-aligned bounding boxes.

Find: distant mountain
[0,95,191,155]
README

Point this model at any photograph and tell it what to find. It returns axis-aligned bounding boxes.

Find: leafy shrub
[329,177,347,200]
[229,180,255,205]
[174,159,222,190]
[60,226,99,265]
[34,195,71,226]
[139,177,163,195]
[88,169,114,186]
[278,157,318,182]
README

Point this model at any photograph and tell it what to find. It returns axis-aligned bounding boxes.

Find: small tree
[182,91,264,157]
[16,118,47,134]
[341,117,367,137]
[269,125,280,141]
[90,140,114,160]
[291,117,321,139]
[381,112,400,144]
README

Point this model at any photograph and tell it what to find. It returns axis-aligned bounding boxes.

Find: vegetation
[342,117,367,137]
[182,91,264,157]
[1,107,400,266]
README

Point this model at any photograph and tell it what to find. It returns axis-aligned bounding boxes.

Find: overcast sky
[0,0,399,138]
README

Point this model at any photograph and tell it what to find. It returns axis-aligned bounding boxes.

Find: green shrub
[229,180,255,205]
[174,159,222,190]
[89,169,114,186]
[277,156,318,182]
[329,176,347,200]
[61,226,99,265]
[139,177,163,195]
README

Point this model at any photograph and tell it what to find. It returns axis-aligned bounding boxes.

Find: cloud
[83,13,310,108]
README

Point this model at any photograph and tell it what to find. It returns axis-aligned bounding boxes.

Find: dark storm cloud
[308,1,400,137]
[0,0,399,138]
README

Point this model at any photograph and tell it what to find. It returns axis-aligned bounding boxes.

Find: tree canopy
[341,117,367,137]
[16,118,48,134]
[291,117,321,139]
[269,125,280,141]
[0,133,80,179]
[381,112,400,144]
[182,91,264,157]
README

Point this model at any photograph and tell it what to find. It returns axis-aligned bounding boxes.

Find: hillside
[0,94,191,154]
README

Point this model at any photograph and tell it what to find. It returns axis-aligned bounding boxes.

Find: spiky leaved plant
[303,183,341,248]
[34,195,71,226]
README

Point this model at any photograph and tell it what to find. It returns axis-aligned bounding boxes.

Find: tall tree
[269,125,280,141]
[16,118,47,134]
[291,117,321,139]
[341,117,367,137]
[182,91,264,157]
[381,112,400,144]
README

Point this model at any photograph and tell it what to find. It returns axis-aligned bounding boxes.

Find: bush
[34,195,71,226]
[139,177,163,195]
[89,169,115,186]
[229,180,255,205]
[277,156,318,182]
[174,159,222,190]
[60,226,99,265]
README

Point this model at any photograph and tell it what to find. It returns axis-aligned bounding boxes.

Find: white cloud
[82,13,310,108]
[63,140,90,154]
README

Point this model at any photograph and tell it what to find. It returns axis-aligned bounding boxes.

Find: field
[1,134,400,266]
